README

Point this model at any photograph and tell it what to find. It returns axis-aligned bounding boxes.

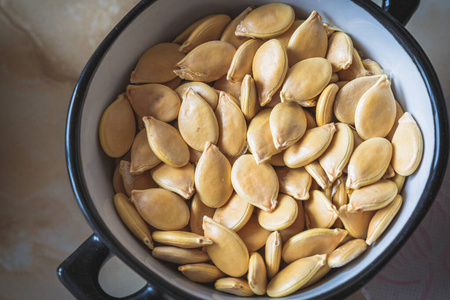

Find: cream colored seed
[150,162,195,199]
[326,31,353,72]
[119,160,158,197]
[305,161,332,190]
[258,194,298,231]
[220,7,253,48]
[348,179,398,212]
[152,231,212,248]
[152,246,209,264]
[240,74,260,121]
[238,214,272,252]
[173,15,211,44]
[213,76,242,100]
[178,263,225,283]
[316,83,339,127]
[276,166,312,200]
[328,239,368,268]
[304,190,338,229]
[279,201,305,243]
[190,193,215,236]
[214,278,255,297]
[338,205,375,239]
[248,252,268,295]
[213,192,254,231]
[247,109,280,164]
[270,102,307,150]
[338,47,369,81]
[175,81,218,110]
[227,39,264,83]
[130,129,161,175]
[265,231,282,280]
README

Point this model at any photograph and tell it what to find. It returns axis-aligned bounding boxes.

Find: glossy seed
[213,192,254,231]
[131,188,190,230]
[258,194,298,231]
[99,94,136,158]
[266,231,282,280]
[333,75,381,125]
[178,88,219,151]
[338,205,375,239]
[119,160,158,197]
[213,76,242,100]
[267,254,327,298]
[366,194,403,245]
[338,48,369,81]
[126,84,181,123]
[174,41,236,82]
[175,81,218,109]
[305,161,332,190]
[143,116,190,167]
[235,3,295,38]
[152,231,212,248]
[328,239,367,268]
[195,143,233,208]
[355,75,396,139]
[227,39,264,82]
[178,263,225,283]
[319,122,354,182]
[215,91,247,157]
[282,228,347,263]
[326,31,353,72]
[150,162,195,199]
[179,14,231,53]
[284,123,336,168]
[348,179,398,212]
[270,102,307,150]
[247,109,280,164]
[237,214,272,252]
[190,194,216,236]
[280,57,332,102]
[214,278,255,296]
[114,193,154,249]
[130,129,161,174]
[248,252,267,295]
[276,166,312,200]
[287,11,328,66]
[253,39,288,106]
[130,43,185,84]
[240,74,260,121]
[346,137,392,189]
[220,7,253,48]
[279,201,305,242]
[391,113,423,176]
[316,84,339,127]
[231,154,279,211]
[203,216,249,277]
[152,246,209,264]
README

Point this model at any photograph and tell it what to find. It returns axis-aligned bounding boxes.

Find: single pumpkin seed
[131,188,190,230]
[129,129,161,175]
[316,83,339,127]
[214,277,255,297]
[231,154,279,211]
[346,137,392,189]
[114,193,154,249]
[279,201,305,242]
[119,160,158,197]
[213,76,242,100]
[270,102,307,150]
[284,123,336,168]
[348,179,398,212]
[190,193,216,236]
[227,39,264,82]
[150,162,195,199]
[391,112,423,176]
[332,176,348,209]
[247,109,280,164]
[152,231,212,248]
[203,216,249,277]
[253,39,288,106]
[99,94,136,158]
[143,116,190,167]
[237,214,272,252]
[235,3,295,38]
[338,205,375,239]
[280,57,332,102]
[326,31,353,72]
[174,40,236,82]
[240,74,260,121]
[276,166,312,200]
[287,11,328,66]
[220,7,253,48]
[178,263,225,283]
[248,252,268,295]
[355,75,396,139]
[327,239,367,268]
[282,228,347,263]
[213,192,253,232]
[366,194,402,245]
[265,231,282,280]
[305,161,332,190]
[178,88,219,151]
[175,81,218,109]
[338,48,369,81]
[362,59,385,75]
[258,194,298,231]
[304,190,338,229]
[152,246,209,264]
[195,142,233,208]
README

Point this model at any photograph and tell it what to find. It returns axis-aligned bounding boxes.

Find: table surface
[0,1,449,299]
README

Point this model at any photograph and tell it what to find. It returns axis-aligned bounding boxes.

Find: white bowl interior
[79,0,435,298]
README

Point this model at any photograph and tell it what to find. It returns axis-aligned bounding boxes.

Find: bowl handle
[57,234,161,299]
[382,0,420,25]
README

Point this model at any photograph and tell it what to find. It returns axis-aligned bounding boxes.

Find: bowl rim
[65,0,449,299]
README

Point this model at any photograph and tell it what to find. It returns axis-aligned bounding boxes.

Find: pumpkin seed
[386,100,404,141]
[178,88,219,151]
[338,205,375,239]
[327,239,367,268]
[143,116,190,167]
[279,201,305,243]
[276,166,312,200]
[214,277,255,296]
[305,161,332,190]
[304,110,317,129]
[213,76,242,100]
[130,129,161,175]
[338,48,369,81]
[282,228,347,263]
[174,40,236,82]
[179,14,231,53]
[270,102,307,150]
[152,246,209,264]
[362,59,385,75]
[253,39,288,106]
[284,123,336,168]
[237,214,272,252]
[326,31,353,72]
[213,192,254,231]
[304,190,338,229]
[190,193,216,236]
[178,263,225,283]
[346,137,392,189]
[275,19,304,48]
[240,74,260,121]
[258,194,298,231]
[287,11,328,66]
[231,154,279,211]
[215,91,247,157]
[391,112,423,176]
[203,216,249,277]
[130,43,185,84]
[220,7,253,48]
[152,231,212,248]
[247,109,280,164]
[316,84,339,127]
[131,188,190,230]
[392,172,406,193]
[348,179,398,212]
[265,231,282,280]
[366,194,402,245]
[119,160,158,197]
[99,94,136,158]
[248,252,268,295]
[236,3,295,38]
[173,15,212,44]
[175,81,218,110]
[195,142,233,208]
[355,75,396,139]
[150,162,195,199]
[227,39,264,82]
[114,193,154,249]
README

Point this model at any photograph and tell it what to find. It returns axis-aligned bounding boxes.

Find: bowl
[59,0,449,299]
